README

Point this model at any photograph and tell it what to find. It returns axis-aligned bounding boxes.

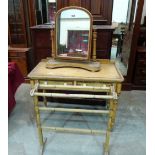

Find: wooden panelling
[31,25,113,66]
[90,0,101,15]
[126,0,144,83]
[69,0,81,6]
[30,26,52,65]
[57,0,113,25]
[8,0,36,47]
[27,0,36,26]
[81,0,90,10]
[33,31,51,48]
[133,48,146,87]
[96,30,113,59]
[35,49,51,64]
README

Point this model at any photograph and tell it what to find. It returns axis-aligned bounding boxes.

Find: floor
[9,84,146,155]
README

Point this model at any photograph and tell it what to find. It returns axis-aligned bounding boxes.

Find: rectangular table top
[28,60,124,82]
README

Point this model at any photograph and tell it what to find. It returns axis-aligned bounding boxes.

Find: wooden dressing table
[28,59,123,155]
[28,6,124,155]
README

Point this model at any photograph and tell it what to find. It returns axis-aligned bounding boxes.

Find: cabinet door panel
[81,0,90,11]
[32,30,51,49]
[57,0,113,24]
[8,0,27,47]
[90,0,102,15]
[69,0,81,6]
[96,30,112,59]
[35,49,51,64]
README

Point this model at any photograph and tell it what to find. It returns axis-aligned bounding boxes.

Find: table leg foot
[40,138,47,155]
[104,151,109,155]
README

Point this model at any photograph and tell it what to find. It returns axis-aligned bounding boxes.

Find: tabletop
[28,60,124,82]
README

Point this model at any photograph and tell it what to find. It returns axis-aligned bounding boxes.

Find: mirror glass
[110,0,139,76]
[56,8,91,59]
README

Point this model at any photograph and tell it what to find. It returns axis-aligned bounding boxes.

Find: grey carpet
[9,84,146,155]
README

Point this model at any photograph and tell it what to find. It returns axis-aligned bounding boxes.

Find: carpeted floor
[8,84,146,155]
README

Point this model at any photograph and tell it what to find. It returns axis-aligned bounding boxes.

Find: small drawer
[134,67,146,76]
[9,51,26,58]
[39,80,73,86]
[9,52,18,57]
[18,52,26,57]
[134,78,146,85]
[137,53,146,60]
[76,81,110,87]
[136,59,146,67]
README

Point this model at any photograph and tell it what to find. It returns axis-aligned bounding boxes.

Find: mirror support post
[51,29,55,58]
[92,30,97,60]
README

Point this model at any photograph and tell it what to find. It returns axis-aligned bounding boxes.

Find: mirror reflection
[56,8,91,59]
[110,0,139,76]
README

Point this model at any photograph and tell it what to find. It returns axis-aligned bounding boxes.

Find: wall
[112,0,130,23]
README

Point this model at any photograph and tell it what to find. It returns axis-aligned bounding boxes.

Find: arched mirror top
[54,6,93,61]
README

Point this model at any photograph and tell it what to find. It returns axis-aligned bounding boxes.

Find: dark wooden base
[131,84,146,90]
[122,82,145,90]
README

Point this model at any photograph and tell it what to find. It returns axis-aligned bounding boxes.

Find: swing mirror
[55,6,93,61]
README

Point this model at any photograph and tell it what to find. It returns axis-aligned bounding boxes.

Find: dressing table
[28,6,124,155]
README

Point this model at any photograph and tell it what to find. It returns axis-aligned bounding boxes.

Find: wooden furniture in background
[30,25,115,66]
[132,26,146,89]
[125,0,145,90]
[30,25,53,65]
[8,0,36,47]
[48,1,57,22]
[121,26,133,67]
[8,47,33,79]
[8,0,36,82]
[132,47,146,88]
[93,25,115,59]
[30,0,114,66]
[57,0,113,25]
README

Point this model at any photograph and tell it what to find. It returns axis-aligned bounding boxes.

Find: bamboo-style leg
[34,95,47,155]
[30,80,46,154]
[104,99,114,155]
[105,91,110,110]
[116,83,122,96]
[34,96,44,146]
[43,89,47,106]
[110,83,122,130]
[104,131,111,155]
[110,100,118,130]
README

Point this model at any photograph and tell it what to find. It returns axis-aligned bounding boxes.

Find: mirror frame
[54,6,93,61]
